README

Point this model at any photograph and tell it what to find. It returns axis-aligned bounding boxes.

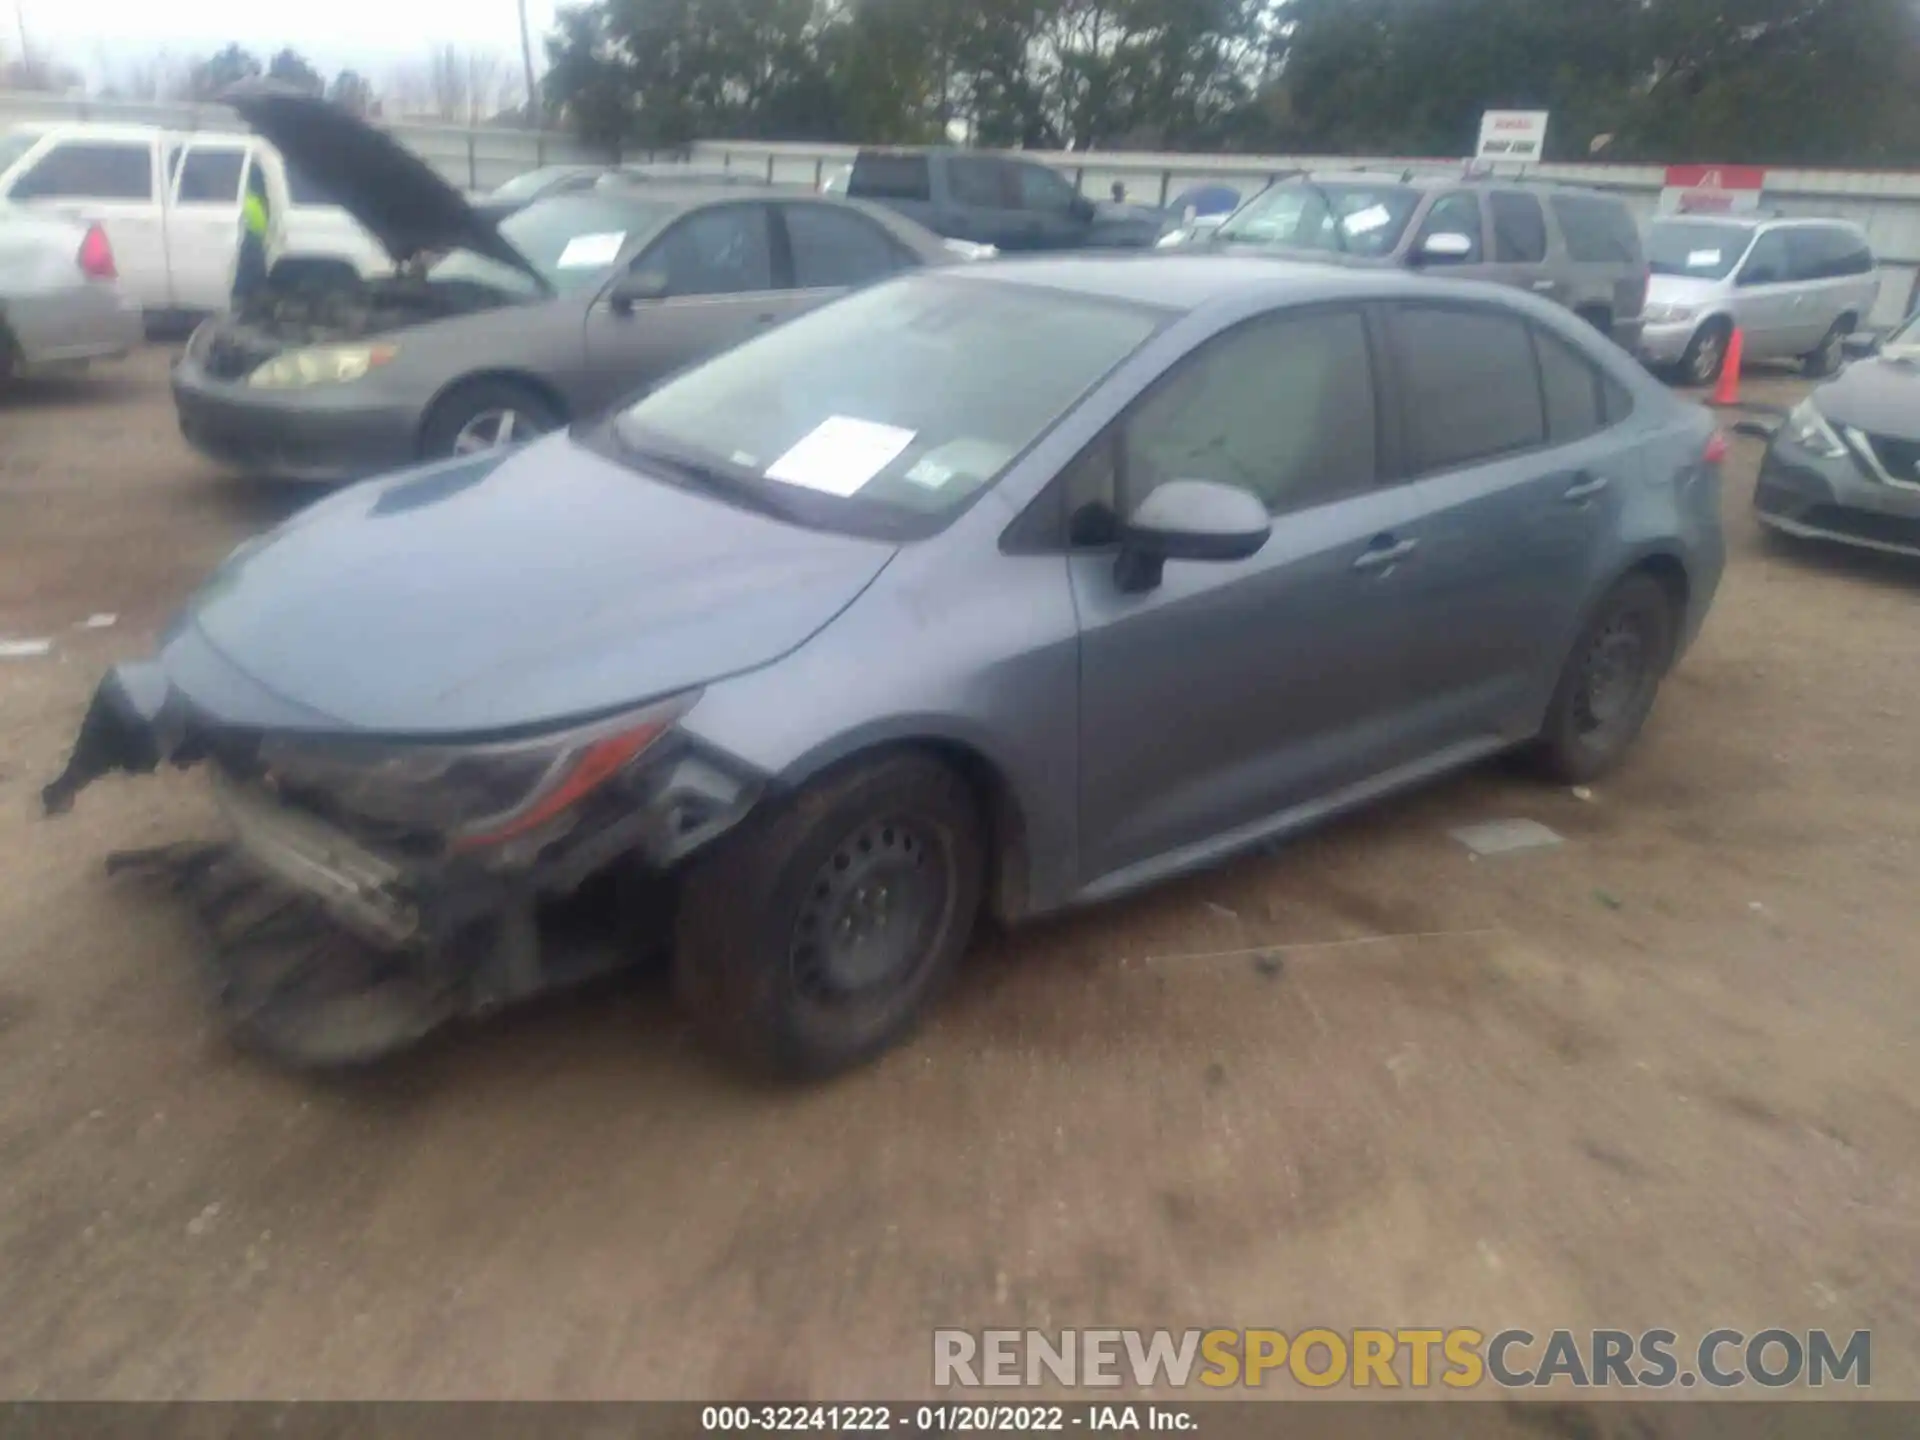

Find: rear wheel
[1679,319,1730,387]
[1535,575,1677,784]
[674,753,984,1080]
[420,378,562,460]
[1802,316,1852,378]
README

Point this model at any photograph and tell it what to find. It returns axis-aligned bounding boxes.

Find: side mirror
[1842,332,1881,359]
[1070,194,1096,224]
[608,269,669,313]
[1414,232,1475,265]
[1113,479,1271,593]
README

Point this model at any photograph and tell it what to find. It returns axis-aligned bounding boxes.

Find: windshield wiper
[612,425,806,522]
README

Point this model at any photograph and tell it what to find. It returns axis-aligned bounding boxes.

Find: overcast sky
[15,0,563,84]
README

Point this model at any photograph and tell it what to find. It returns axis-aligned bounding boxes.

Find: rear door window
[848,153,931,203]
[781,203,907,289]
[948,156,1011,209]
[9,140,153,201]
[1550,194,1641,264]
[1490,191,1548,263]
[1392,305,1545,473]
[174,146,247,204]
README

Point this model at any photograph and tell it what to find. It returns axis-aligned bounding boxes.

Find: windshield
[1646,221,1752,280]
[490,167,583,202]
[432,193,674,295]
[1216,181,1421,257]
[611,273,1164,537]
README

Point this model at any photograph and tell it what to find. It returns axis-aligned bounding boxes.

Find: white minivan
[0,122,389,316]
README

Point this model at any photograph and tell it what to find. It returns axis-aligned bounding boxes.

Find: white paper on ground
[556,232,627,269]
[765,417,916,496]
[80,613,117,629]
[0,638,54,658]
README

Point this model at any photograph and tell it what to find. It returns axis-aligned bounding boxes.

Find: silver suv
[1193,174,1649,350]
[1640,215,1879,385]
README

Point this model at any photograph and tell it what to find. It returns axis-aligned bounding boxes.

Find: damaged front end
[44,666,761,1067]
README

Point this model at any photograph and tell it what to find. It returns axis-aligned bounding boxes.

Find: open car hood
[222,81,547,289]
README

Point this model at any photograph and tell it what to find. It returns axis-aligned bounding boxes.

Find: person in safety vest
[231,166,271,306]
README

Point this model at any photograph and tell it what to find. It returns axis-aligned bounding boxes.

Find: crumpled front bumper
[43,663,762,1064]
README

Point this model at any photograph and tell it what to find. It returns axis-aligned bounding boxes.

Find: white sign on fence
[1475,111,1550,164]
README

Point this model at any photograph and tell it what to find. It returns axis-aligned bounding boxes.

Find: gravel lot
[1,348,1917,1401]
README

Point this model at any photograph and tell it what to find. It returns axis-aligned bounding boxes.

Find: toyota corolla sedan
[46,257,1725,1079]
[1755,312,1920,558]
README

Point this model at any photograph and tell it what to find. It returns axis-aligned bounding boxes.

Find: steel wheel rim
[1574,613,1650,740]
[1689,332,1724,385]
[452,407,541,454]
[790,817,946,1002]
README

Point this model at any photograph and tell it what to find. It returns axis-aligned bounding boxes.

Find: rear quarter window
[848,154,932,203]
[9,141,153,201]
[1550,193,1641,265]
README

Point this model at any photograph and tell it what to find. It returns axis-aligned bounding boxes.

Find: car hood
[177,437,897,735]
[1812,353,1920,438]
[222,81,546,289]
[1645,274,1725,308]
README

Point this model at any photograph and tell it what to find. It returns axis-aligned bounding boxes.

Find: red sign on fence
[1660,165,1767,214]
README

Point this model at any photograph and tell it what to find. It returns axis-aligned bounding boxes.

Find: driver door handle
[1353,536,1418,572]
[1562,473,1611,503]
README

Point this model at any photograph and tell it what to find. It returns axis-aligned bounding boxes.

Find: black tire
[1802,316,1852,378]
[420,377,562,460]
[1678,319,1731,387]
[674,753,985,1080]
[1535,574,1677,784]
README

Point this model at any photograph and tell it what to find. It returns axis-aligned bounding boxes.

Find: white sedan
[0,205,143,380]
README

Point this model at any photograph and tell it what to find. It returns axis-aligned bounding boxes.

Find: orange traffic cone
[1711,327,1745,407]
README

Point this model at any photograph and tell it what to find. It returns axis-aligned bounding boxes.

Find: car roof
[1301,170,1628,200]
[1650,212,1864,233]
[939,253,1438,311]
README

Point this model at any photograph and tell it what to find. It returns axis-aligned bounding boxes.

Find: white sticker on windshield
[903,459,954,489]
[766,417,916,496]
[1343,204,1393,235]
[556,231,627,269]
[1686,248,1722,267]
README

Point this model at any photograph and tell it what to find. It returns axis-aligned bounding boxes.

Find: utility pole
[516,0,538,127]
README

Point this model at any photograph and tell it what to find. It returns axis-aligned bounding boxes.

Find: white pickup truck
[0,120,389,317]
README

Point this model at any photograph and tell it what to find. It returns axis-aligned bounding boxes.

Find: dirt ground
[0,348,1916,1403]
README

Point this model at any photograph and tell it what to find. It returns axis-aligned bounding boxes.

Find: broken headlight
[248,343,398,389]
[255,691,698,850]
[1783,398,1848,461]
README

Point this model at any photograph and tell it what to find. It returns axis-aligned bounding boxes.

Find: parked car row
[42,106,1734,1077]
[26,94,1917,1084]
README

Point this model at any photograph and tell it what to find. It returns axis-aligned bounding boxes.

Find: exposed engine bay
[197,265,522,381]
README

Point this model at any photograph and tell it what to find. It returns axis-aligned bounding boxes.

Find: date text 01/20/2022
[699,1405,1195,1432]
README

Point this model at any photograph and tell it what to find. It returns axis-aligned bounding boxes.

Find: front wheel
[1678,320,1730,387]
[674,753,984,1079]
[420,378,561,460]
[1803,318,1850,378]
[1535,575,1677,784]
